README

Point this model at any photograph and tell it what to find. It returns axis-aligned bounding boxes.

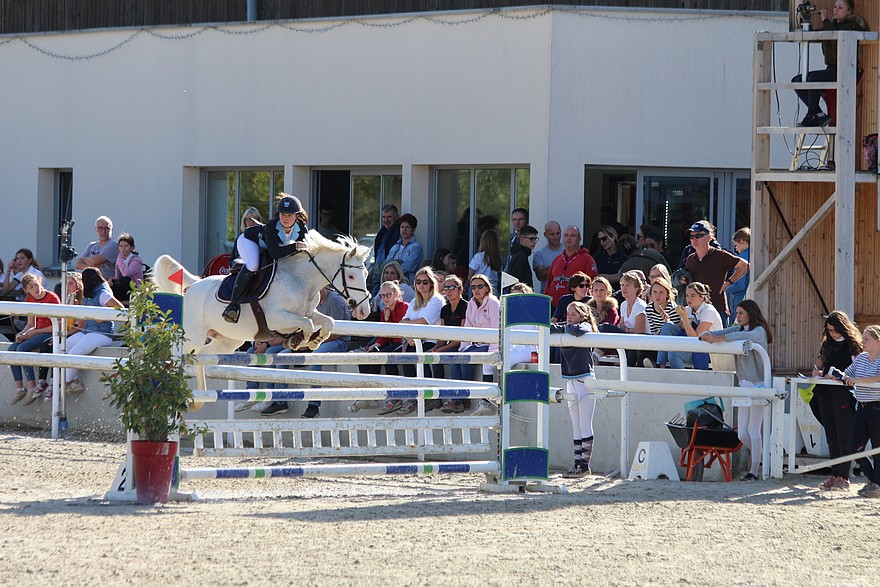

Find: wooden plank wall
[764,181,879,370]
[1,0,788,34]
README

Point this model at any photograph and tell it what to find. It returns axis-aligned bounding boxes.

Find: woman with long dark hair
[702,300,772,480]
[810,310,863,490]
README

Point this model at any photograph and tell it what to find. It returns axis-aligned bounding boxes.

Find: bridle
[304,247,371,311]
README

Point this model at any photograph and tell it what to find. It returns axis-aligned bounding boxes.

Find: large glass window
[203,169,283,263]
[350,173,402,250]
[434,167,530,266]
[641,175,711,262]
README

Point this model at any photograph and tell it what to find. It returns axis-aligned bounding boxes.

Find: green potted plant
[102,280,194,504]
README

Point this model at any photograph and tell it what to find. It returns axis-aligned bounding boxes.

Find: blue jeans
[450,344,488,382]
[9,332,52,383]
[246,344,286,390]
[306,338,348,407]
[657,323,709,370]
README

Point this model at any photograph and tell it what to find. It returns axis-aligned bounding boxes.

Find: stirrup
[222,304,240,324]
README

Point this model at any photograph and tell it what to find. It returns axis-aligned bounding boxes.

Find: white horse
[153,231,371,356]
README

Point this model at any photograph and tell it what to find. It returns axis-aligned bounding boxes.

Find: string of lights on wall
[0,6,783,62]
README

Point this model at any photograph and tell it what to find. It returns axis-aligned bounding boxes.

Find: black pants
[401,341,436,379]
[358,342,401,376]
[815,385,855,478]
[792,67,836,115]
[852,401,880,485]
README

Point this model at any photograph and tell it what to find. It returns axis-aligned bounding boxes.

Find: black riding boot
[222,268,256,323]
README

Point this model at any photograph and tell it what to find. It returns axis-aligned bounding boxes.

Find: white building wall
[0,8,791,271]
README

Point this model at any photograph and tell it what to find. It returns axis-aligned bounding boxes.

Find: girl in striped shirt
[842,325,880,498]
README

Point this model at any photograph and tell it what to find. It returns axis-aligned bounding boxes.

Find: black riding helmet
[276,194,303,216]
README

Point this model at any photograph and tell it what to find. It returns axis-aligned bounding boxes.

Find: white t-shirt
[11,266,45,292]
[688,302,724,332]
[403,294,444,343]
[620,298,647,332]
[469,252,500,291]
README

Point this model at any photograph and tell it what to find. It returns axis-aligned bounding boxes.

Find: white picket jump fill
[189,415,498,458]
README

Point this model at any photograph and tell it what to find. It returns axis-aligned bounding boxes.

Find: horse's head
[301,231,371,320]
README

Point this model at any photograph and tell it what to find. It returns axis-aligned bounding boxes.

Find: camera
[796,0,816,16]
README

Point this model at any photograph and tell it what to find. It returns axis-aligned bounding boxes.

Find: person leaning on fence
[701,300,772,481]
[810,310,863,491]
[641,276,678,368]
[8,274,60,406]
[64,267,124,394]
[551,301,598,478]
[841,325,880,499]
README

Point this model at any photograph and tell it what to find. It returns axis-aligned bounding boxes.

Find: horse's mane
[300,229,370,261]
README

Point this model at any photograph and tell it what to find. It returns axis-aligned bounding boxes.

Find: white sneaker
[472,400,498,416]
[249,401,272,413]
[643,358,655,368]
[234,401,254,412]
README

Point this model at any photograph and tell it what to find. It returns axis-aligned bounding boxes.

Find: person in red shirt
[9,274,60,405]
[544,225,598,309]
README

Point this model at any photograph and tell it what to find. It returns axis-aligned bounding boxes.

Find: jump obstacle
[104,292,562,500]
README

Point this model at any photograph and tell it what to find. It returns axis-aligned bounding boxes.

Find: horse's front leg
[304,311,335,351]
[265,310,316,350]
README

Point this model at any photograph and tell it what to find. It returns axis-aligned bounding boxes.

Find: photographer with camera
[791,0,868,127]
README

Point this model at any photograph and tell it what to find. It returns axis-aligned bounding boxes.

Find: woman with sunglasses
[593,226,627,287]
[398,267,446,415]
[810,310,862,491]
[552,272,592,324]
[435,276,469,412]
[453,274,500,415]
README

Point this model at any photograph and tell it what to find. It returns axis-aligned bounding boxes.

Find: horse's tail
[152,254,200,293]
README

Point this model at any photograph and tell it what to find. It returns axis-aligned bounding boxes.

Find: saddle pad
[216,258,277,304]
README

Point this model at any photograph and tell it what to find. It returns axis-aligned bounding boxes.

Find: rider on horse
[222,194,309,323]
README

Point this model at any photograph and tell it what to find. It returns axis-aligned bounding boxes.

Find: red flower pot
[131,440,178,504]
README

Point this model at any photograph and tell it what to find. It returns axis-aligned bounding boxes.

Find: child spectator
[468,230,502,294]
[725,228,750,315]
[2,248,44,300]
[112,233,144,302]
[8,274,60,405]
[642,276,678,368]
[551,301,598,478]
[702,300,772,481]
[362,281,409,415]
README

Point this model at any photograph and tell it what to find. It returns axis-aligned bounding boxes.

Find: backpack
[864,134,878,173]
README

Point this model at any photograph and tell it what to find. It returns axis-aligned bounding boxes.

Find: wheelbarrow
[666,414,742,482]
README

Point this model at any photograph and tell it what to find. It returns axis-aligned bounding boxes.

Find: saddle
[215,251,277,304]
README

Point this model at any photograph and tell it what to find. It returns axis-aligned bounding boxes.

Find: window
[55,170,74,264]
[203,169,284,264]
[433,167,529,266]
